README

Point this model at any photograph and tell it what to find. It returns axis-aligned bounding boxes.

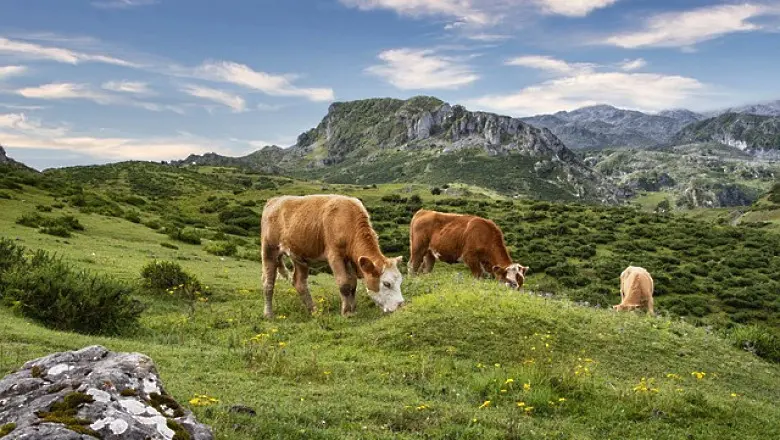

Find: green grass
[1,163,780,438]
[2,271,779,439]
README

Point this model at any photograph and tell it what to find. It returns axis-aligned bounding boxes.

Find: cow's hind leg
[276,254,291,281]
[408,241,428,276]
[262,242,280,319]
[292,260,315,315]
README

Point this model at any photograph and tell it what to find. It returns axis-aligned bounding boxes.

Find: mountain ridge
[174,96,619,203]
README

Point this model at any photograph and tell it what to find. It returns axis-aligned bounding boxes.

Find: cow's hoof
[264,312,274,319]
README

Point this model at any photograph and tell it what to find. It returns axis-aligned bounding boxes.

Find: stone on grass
[0,345,213,440]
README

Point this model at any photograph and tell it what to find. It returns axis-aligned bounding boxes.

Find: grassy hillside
[1,161,779,439]
[2,161,779,328]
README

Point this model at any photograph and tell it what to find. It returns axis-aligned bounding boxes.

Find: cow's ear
[393,256,404,265]
[492,265,507,276]
[359,256,380,276]
[521,265,529,275]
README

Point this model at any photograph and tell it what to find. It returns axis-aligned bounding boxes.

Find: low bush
[204,241,237,257]
[140,260,207,310]
[15,213,85,236]
[167,227,202,245]
[729,324,780,363]
[0,242,144,335]
[0,191,11,199]
[36,204,53,212]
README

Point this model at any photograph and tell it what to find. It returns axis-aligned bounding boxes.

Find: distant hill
[520,104,705,149]
[711,99,780,117]
[174,96,619,203]
[671,113,780,156]
[0,144,37,173]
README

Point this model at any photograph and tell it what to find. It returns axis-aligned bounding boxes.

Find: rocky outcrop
[0,345,213,440]
[0,145,9,164]
[672,113,780,154]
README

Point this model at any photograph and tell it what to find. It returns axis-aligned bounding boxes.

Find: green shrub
[431,187,441,195]
[39,225,71,238]
[144,220,162,230]
[0,191,11,199]
[124,211,142,223]
[729,324,780,363]
[204,241,237,257]
[0,248,144,335]
[36,204,53,212]
[0,238,25,273]
[168,227,202,245]
[141,260,194,291]
[16,212,44,228]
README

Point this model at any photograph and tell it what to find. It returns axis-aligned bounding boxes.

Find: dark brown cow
[261,194,404,318]
[408,209,528,289]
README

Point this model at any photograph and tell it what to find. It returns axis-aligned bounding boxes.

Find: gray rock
[0,345,213,440]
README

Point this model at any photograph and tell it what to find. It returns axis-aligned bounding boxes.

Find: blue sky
[1,0,779,169]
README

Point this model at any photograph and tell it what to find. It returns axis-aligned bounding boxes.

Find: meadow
[1,161,779,439]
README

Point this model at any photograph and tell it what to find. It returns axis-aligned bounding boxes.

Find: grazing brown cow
[261,194,405,318]
[614,266,654,315]
[408,209,528,289]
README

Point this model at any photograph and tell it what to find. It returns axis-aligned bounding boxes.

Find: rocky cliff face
[0,145,9,164]
[672,113,780,155]
[173,96,619,203]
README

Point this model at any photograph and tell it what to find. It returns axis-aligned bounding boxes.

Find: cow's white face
[359,256,405,313]
[495,263,529,289]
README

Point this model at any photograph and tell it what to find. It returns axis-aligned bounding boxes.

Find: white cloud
[181,84,247,112]
[102,80,154,95]
[340,0,619,29]
[340,0,494,26]
[535,0,619,17]
[366,48,479,90]
[194,61,334,102]
[466,71,705,116]
[0,65,27,79]
[91,0,158,9]
[0,37,135,67]
[603,3,774,48]
[0,111,233,161]
[466,33,512,42]
[506,55,596,76]
[16,82,184,113]
[619,58,647,71]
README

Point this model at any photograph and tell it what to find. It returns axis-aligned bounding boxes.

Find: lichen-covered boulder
[0,345,213,440]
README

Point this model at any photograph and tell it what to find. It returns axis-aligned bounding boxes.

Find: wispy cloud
[0,111,237,161]
[341,0,620,30]
[16,82,184,113]
[0,37,136,66]
[181,84,247,112]
[102,80,154,95]
[0,65,27,80]
[619,58,647,71]
[193,61,335,102]
[603,3,776,49]
[534,0,619,17]
[506,55,596,76]
[340,0,495,26]
[91,0,159,9]
[468,55,707,115]
[366,48,479,90]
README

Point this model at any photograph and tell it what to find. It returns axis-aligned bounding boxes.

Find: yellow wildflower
[524,407,534,413]
[504,378,514,385]
[516,402,525,407]
[478,400,491,409]
[278,341,287,348]
[691,371,706,380]
[523,382,531,391]
[500,389,507,393]
[558,398,566,402]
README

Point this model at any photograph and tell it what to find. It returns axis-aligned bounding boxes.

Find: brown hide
[614,266,654,315]
[408,209,527,288]
[261,194,403,318]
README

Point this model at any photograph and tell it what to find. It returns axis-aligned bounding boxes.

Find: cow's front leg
[329,256,357,317]
[261,242,279,319]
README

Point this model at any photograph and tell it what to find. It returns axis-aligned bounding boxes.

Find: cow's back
[262,194,366,260]
[622,266,653,304]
